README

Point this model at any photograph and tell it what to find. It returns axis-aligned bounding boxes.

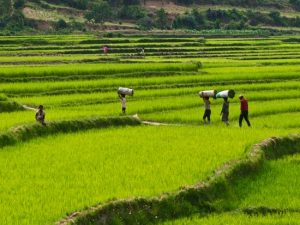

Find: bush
[69,0,89,10]
[269,11,287,26]
[56,19,68,29]
[155,8,169,29]
[176,0,194,5]
[14,0,25,9]
[85,1,113,24]
[119,6,146,20]
[290,0,300,11]
[173,14,198,29]
[138,16,154,30]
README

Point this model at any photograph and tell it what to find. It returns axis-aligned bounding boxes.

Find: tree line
[1,0,300,33]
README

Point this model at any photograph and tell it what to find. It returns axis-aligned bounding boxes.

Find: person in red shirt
[103,46,109,54]
[239,95,251,127]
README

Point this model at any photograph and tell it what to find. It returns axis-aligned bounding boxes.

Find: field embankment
[0,116,140,149]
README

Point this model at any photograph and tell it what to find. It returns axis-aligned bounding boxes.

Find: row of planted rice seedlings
[0,125,292,225]
[2,68,300,96]
[232,56,300,60]
[1,38,294,57]
[0,55,103,64]
[0,62,198,79]
[251,112,300,128]
[234,153,300,209]
[0,48,205,57]
[199,51,300,57]
[0,41,204,51]
[0,36,296,51]
[12,80,300,109]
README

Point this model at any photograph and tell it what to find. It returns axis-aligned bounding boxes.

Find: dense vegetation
[1,0,300,33]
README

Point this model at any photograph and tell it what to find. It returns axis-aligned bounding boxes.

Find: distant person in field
[202,97,211,124]
[35,105,46,126]
[118,93,126,114]
[239,95,251,127]
[140,47,145,56]
[103,46,109,54]
[221,97,229,126]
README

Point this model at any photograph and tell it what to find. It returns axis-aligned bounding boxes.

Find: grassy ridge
[0,63,199,79]
[0,116,140,148]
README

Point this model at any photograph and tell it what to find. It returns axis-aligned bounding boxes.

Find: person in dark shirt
[239,95,251,127]
[35,105,46,126]
[221,97,229,126]
[118,94,126,114]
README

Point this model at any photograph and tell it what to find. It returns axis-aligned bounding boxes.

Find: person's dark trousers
[239,110,251,127]
[203,109,211,122]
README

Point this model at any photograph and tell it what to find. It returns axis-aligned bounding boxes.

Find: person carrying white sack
[118,93,126,114]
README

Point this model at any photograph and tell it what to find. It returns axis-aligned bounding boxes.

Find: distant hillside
[1,0,300,34]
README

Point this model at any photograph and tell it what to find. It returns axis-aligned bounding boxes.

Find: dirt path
[22,105,36,111]
[133,114,182,126]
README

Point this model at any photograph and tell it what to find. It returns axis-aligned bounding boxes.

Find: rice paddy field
[1,34,300,225]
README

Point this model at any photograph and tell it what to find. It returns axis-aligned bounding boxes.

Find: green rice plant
[0,116,140,148]
[0,126,292,225]
[233,153,300,209]
[0,63,198,79]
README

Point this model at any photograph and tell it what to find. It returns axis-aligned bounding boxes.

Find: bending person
[35,105,46,126]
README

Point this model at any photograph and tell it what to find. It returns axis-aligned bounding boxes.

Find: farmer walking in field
[221,97,229,126]
[35,105,46,126]
[140,47,145,56]
[103,45,109,55]
[119,93,126,114]
[239,95,251,127]
[203,97,211,124]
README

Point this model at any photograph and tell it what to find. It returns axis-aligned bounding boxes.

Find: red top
[103,46,108,54]
[240,98,248,111]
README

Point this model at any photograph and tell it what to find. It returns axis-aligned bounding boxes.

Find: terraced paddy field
[0,35,300,225]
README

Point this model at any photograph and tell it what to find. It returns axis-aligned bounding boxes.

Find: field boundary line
[0,116,141,149]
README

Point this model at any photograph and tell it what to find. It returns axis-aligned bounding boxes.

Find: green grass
[234,153,300,209]
[0,63,198,79]
[0,126,292,225]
